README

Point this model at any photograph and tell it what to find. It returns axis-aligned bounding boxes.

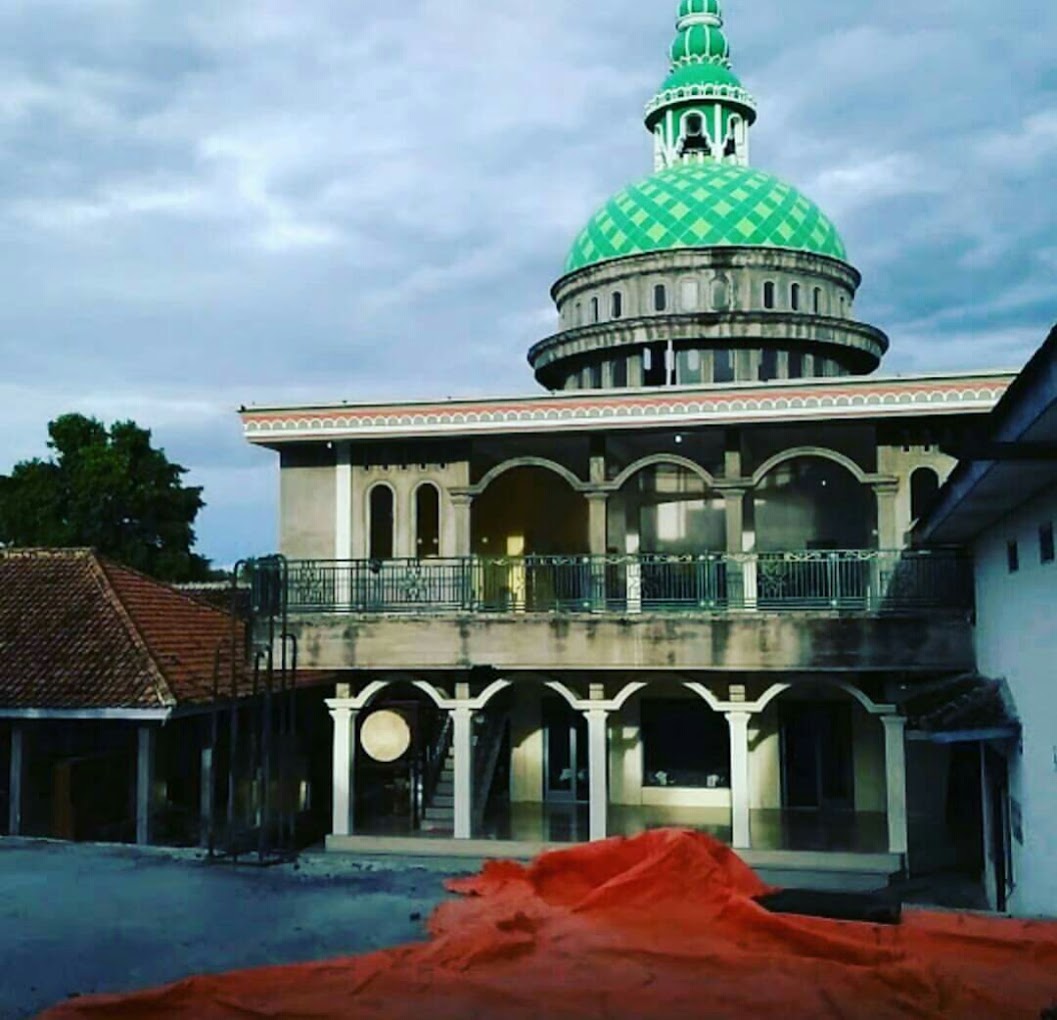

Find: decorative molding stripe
[241,374,1015,444]
[646,82,756,119]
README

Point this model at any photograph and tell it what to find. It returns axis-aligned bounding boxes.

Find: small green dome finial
[646,0,756,169]
[670,0,730,69]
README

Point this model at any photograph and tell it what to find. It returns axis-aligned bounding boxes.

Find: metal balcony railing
[281,550,972,616]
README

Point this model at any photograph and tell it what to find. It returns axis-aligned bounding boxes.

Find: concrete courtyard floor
[0,838,468,1020]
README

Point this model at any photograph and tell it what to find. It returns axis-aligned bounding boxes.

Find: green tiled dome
[564,161,848,274]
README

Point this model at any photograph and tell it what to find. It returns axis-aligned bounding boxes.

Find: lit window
[611,291,623,318]
[763,281,775,309]
[1008,540,1020,574]
[1040,523,1055,564]
[654,284,668,312]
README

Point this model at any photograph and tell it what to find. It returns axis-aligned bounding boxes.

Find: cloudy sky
[1,0,1055,565]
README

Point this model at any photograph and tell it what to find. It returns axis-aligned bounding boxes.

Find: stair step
[430,795,454,808]
[424,807,454,821]
[420,822,453,835]
[433,781,454,795]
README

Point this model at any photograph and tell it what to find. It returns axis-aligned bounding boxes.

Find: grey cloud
[0,0,1054,563]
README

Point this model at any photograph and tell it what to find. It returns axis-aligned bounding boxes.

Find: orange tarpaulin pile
[41,830,1057,1019]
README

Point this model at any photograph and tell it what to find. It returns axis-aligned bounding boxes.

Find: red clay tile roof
[0,549,244,711]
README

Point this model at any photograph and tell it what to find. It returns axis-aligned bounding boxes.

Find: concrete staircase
[421,744,455,834]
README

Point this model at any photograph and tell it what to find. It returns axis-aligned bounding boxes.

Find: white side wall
[973,482,1057,917]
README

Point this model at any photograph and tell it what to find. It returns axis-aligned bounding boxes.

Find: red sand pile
[41,829,1057,1019]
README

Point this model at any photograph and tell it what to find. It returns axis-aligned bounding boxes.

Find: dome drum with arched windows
[528,0,888,393]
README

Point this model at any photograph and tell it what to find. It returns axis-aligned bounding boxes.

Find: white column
[451,495,473,557]
[585,708,609,841]
[328,705,357,836]
[199,724,214,848]
[136,725,155,846]
[452,706,474,839]
[874,482,900,551]
[726,711,751,850]
[882,715,908,855]
[335,444,353,608]
[8,724,23,837]
[335,443,353,559]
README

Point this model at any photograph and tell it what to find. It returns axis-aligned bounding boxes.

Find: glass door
[543,699,588,803]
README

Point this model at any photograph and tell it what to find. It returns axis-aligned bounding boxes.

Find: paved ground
[0,839,466,1020]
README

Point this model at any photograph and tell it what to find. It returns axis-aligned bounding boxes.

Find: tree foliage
[0,413,212,581]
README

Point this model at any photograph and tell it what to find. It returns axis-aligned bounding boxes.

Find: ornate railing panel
[283,550,971,616]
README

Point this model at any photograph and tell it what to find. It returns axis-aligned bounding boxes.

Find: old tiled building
[0,549,243,845]
[238,1,1018,890]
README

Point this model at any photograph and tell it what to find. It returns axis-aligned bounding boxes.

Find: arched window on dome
[575,302,583,326]
[680,112,711,156]
[791,283,801,311]
[711,278,730,311]
[591,297,599,324]
[813,287,823,314]
[654,284,668,312]
[611,291,623,319]
[763,281,776,310]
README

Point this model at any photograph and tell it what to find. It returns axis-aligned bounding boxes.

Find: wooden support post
[8,724,23,837]
[136,725,155,846]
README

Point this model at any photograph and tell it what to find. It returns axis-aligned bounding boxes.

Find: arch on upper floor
[754,678,892,716]
[750,446,870,488]
[473,675,582,710]
[608,453,718,493]
[469,457,586,496]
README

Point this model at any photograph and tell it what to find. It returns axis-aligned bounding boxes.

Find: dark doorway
[543,699,588,803]
[780,701,854,810]
[984,747,1012,912]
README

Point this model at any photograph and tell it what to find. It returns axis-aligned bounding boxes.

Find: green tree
[0,413,212,581]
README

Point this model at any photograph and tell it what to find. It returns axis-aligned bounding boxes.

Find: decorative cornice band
[240,374,1015,445]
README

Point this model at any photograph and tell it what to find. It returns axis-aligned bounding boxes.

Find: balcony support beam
[883,714,909,856]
